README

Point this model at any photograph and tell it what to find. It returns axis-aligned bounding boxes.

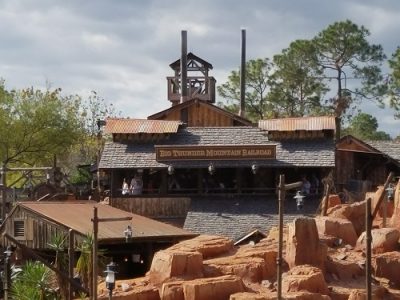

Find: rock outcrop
[285,217,327,271]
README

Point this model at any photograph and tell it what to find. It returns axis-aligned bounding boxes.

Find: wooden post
[239,29,246,118]
[366,197,372,300]
[277,174,285,300]
[321,183,331,216]
[372,172,394,220]
[180,30,188,103]
[68,229,75,300]
[92,207,98,300]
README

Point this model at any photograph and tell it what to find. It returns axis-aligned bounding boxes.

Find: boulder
[327,201,366,236]
[347,285,388,300]
[235,246,277,279]
[282,265,329,295]
[373,251,400,287]
[148,250,203,282]
[204,256,267,283]
[160,281,184,300]
[285,217,327,271]
[99,285,160,300]
[327,194,341,210]
[284,292,331,300]
[182,275,244,300]
[325,255,363,280]
[229,292,270,300]
[356,228,400,254]
[315,216,358,246]
[169,235,234,259]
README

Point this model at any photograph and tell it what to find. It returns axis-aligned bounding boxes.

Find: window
[14,220,25,238]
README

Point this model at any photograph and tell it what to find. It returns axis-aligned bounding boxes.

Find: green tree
[312,20,387,138]
[388,47,400,117]
[271,39,328,117]
[0,83,83,167]
[217,58,274,121]
[48,232,69,299]
[11,261,57,300]
[342,112,391,140]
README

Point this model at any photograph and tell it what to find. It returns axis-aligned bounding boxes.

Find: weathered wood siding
[111,197,190,219]
[1,206,83,249]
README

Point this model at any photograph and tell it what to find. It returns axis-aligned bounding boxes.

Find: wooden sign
[155,145,276,161]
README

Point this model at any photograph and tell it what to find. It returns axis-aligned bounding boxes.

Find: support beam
[372,172,394,220]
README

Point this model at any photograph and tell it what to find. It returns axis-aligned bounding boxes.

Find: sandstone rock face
[327,194,341,210]
[326,255,363,280]
[356,227,400,254]
[229,292,269,300]
[149,250,203,282]
[327,201,366,236]
[347,285,388,300]
[182,275,244,300]
[286,217,327,271]
[235,245,277,279]
[160,281,184,300]
[100,286,160,300]
[284,291,331,300]
[204,256,267,283]
[373,251,400,287]
[282,265,329,295]
[315,216,358,246]
[169,235,234,259]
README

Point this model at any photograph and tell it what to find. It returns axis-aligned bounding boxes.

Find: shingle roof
[365,140,400,163]
[259,116,336,132]
[99,127,335,169]
[183,195,320,241]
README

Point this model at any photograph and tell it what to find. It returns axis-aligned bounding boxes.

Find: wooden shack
[336,135,400,191]
[0,201,196,277]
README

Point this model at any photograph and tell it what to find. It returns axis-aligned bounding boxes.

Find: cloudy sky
[1,0,399,136]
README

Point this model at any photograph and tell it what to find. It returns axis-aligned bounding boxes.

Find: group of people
[122,174,143,195]
[301,174,319,196]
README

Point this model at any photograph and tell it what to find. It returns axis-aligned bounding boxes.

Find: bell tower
[167,52,216,106]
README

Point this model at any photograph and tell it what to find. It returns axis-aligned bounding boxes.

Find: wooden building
[336,135,400,192]
[0,201,195,277]
[97,53,336,235]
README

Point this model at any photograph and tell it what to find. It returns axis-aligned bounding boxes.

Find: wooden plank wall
[1,207,83,249]
[111,197,191,219]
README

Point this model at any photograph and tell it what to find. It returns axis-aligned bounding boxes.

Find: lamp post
[92,207,132,300]
[104,262,117,300]
[3,245,13,300]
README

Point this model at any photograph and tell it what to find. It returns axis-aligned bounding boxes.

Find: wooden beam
[3,233,89,295]
[284,181,303,191]
[372,172,394,220]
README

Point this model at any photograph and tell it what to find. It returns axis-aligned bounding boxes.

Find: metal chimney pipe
[239,28,246,118]
[180,30,188,103]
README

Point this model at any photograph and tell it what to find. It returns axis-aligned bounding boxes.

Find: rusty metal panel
[19,202,195,242]
[104,118,182,134]
[258,116,336,132]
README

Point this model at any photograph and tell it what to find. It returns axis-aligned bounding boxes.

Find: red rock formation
[373,251,400,287]
[356,228,400,254]
[315,216,358,246]
[285,217,327,271]
[282,264,329,295]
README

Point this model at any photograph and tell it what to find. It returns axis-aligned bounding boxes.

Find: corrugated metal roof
[19,202,195,241]
[104,118,182,134]
[258,116,336,132]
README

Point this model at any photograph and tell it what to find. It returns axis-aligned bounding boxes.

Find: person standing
[122,178,129,195]
[130,174,143,195]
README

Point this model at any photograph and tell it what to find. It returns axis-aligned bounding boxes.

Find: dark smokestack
[239,28,246,118]
[180,30,188,103]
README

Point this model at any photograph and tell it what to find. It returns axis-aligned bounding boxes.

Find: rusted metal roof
[19,202,195,242]
[258,116,336,132]
[104,118,182,134]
